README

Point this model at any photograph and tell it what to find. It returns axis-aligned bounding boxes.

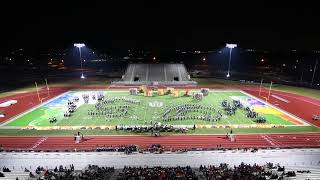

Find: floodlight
[74,43,86,79]
[226,43,238,78]
[74,43,85,48]
[226,43,237,49]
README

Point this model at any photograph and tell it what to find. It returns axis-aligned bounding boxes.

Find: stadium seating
[0,171,31,180]
[286,166,320,179]
[1,163,318,180]
[114,63,197,86]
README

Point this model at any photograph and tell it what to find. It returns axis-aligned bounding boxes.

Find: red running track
[241,86,320,127]
[0,133,319,151]
[0,87,72,123]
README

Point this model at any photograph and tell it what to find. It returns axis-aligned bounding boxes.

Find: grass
[0,126,318,136]
[194,78,320,100]
[193,78,241,86]
[1,77,319,100]
[5,90,298,127]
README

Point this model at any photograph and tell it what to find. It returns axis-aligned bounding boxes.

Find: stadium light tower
[74,43,85,79]
[226,43,237,78]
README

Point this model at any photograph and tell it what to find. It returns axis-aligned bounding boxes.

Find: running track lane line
[31,136,48,149]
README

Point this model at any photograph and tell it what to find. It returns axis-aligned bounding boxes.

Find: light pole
[226,43,237,78]
[74,43,85,79]
[311,60,318,87]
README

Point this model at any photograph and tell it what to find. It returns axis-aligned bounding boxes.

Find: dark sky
[1,1,320,50]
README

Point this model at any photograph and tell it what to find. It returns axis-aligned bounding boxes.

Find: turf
[0,126,318,136]
[193,78,241,86]
[5,90,300,127]
[2,77,319,100]
[194,78,320,100]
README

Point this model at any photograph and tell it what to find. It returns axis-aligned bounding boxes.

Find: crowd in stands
[0,163,307,179]
[33,164,115,180]
[2,166,11,172]
[199,162,297,180]
[119,166,197,180]
[79,165,114,180]
[95,143,263,153]
[96,145,137,154]
[96,144,170,154]
[0,167,11,177]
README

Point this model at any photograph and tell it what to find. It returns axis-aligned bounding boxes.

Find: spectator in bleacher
[2,166,11,172]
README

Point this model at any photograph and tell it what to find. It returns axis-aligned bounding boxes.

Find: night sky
[1,1,319,51]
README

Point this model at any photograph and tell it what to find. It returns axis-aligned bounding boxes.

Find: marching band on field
[162,103,222,122]
[50,91,268,125]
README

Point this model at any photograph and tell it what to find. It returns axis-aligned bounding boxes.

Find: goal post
[267,81,273,101]
[35,81,42,103]
[259,80,273,102]
[45,78,50,97]
[259,79,263,96]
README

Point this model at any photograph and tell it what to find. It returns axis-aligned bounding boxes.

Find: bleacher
[287,166,320,180]
[114,63,197,86]
[1,164,320,180]
[0,171,33,180]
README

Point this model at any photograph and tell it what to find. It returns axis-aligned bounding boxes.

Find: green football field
[2,90,307,128]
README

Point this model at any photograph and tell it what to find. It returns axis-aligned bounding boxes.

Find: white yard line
[126,95,141,125]
[226,92,245,125]
[142,100,149,123]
